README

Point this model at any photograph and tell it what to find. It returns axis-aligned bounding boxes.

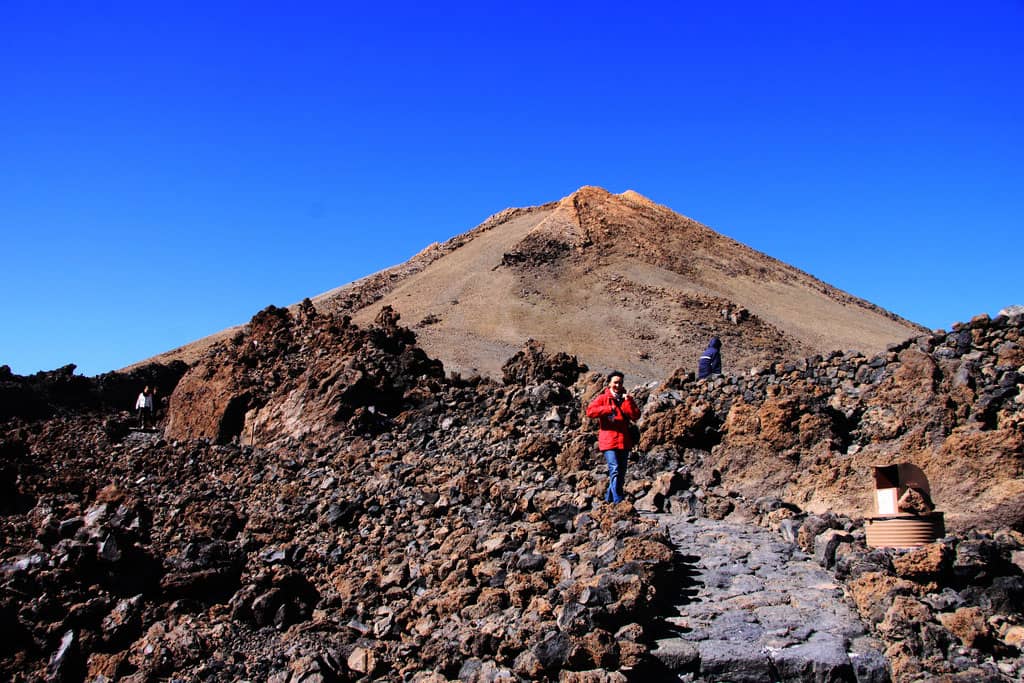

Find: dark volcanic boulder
[502,339,587,387]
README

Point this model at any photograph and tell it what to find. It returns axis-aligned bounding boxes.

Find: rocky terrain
[2,302,1022,681]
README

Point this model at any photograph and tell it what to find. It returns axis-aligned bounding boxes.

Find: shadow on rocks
[629,551,705,680]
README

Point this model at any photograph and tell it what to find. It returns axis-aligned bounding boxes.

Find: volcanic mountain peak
[333,186,924,383]
[138,187,925,383]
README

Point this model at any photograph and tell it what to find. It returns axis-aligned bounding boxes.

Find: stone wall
[637,312,1024,531]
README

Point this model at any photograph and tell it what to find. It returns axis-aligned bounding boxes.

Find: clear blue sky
[3,1,1022,376]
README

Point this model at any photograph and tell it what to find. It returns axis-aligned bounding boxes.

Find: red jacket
[586,388,640,451]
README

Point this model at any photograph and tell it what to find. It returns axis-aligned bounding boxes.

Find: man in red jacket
[586,371,641,504]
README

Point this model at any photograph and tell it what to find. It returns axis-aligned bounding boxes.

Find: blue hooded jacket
[698,337,722,379]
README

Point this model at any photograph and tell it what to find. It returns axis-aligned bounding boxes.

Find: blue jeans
[604,449,628,503]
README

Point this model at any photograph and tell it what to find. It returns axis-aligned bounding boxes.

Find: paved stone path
[643,515,890,683]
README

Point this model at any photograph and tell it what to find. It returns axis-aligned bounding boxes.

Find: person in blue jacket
[698,337,722,379]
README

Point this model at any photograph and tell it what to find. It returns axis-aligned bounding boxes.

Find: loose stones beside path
[648,515,889,682]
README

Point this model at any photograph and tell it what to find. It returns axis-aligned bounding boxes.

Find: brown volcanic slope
[143,186,925,383]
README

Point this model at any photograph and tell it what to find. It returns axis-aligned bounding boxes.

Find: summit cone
[144,186,924,381]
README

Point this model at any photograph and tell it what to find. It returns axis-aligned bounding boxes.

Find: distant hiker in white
[135,386,154,429]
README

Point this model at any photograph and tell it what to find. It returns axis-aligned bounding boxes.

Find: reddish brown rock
[892,542,952,582]
[848,572,921,625]
[878,595,933,640]
[938,607,991,649]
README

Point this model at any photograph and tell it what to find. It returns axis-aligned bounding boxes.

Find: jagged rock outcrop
[165,302,444,445]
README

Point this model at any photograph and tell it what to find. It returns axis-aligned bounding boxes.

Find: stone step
[649,515,891,683]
